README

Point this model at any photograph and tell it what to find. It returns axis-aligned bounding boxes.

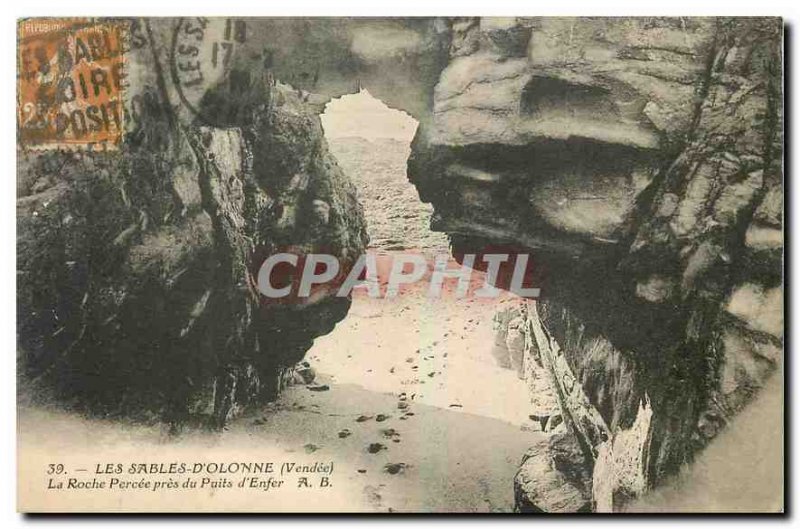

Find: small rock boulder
[514,433,592,513]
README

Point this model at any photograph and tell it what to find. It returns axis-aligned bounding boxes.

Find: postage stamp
[17,18,125,150]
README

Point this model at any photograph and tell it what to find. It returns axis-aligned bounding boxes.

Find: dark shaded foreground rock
[17,79,367,427]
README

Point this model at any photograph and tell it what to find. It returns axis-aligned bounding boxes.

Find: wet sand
[270,285,538,512]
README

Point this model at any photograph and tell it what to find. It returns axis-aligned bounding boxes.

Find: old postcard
[16,17,784,513]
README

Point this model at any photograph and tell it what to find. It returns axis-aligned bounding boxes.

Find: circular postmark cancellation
[17,18,126,150]
[170,17,252,127]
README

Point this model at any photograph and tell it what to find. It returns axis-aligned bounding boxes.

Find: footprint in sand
[381,428,400,440]
[367,442,386,454]
[384,462,408,475]
[363,484,383,509]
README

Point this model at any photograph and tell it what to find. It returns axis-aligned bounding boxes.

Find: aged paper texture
[16,17,784,513]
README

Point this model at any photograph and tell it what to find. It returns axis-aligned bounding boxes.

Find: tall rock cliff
[408,17,782,511]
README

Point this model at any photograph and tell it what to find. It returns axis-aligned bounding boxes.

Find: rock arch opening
[239,89,545,511]
[320,89,448,255]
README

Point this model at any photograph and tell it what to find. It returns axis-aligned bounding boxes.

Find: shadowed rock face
[17,77,367,427]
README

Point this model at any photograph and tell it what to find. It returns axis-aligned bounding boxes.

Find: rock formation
[408,17,783,511]
[18,57,368,427]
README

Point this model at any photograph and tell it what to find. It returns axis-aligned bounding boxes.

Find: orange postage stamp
[17,18,125,149]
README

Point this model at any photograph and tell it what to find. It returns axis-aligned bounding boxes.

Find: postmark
[17,18,125,150]
[170,17,249,126]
